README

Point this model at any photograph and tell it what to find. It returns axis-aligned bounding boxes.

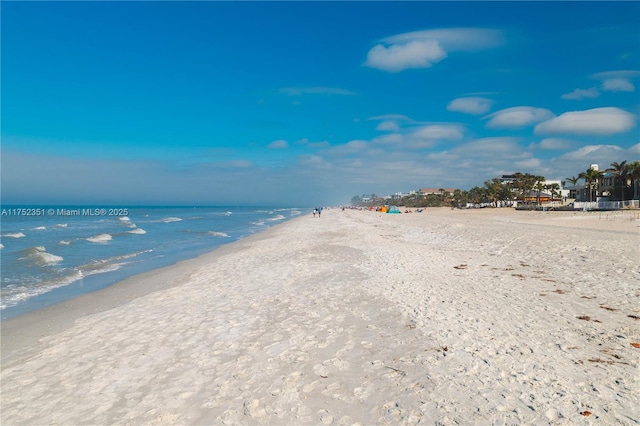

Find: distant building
[497,175,517,184]
[418,188,457,195]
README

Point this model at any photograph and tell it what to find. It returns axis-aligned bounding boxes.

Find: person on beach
[317,207,322,217]
[313,208,317,217]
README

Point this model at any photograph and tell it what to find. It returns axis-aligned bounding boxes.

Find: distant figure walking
[317,207,322,217]
[313,208,317,218]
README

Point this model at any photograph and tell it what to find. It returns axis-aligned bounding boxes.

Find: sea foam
[162,217,182,223]
[127,228,146,235]
[24,246,64,265]
[87,234,113,243]
[207,231,230,238]
[3,232,26,238]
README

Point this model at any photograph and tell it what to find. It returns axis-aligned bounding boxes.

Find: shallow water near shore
[0,206,303,319]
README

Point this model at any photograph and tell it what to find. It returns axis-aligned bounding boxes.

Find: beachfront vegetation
[350,159,640,208]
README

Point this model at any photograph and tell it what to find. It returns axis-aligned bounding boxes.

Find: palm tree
[452,189,467,208]
[578,167,604,203]
[629,161,640,201]
[609,161,628,202]
[565,176,580,186]
[534,176,546,206]
[484,179,503,207]
[438,188,451,205]
[546,183,560,203]
[511,172,538,205]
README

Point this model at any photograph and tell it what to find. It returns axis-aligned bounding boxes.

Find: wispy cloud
[369,123,465,150]
[364,28,504,72]
[225,160,254,168]
[376,121,400,131]
[295,138,331,149]
[326,140,369,156]
[412,124,465,141]
[267,139,289,149]
[365,40,447,73]
[591,70,640,81]
[536,138,575,150]
[368,114,416,122]
[454,137,522,156]
[447,97,494,115]
[602,78,635,92]
[279,87,357,96]
[554,144,622,161]
[485,107,554,128]
[562,70,639,100]
[534,107,636,135]
[561,87,600,100]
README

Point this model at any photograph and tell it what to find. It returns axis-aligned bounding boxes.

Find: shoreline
[0,216,297,366]
[0,206,303,320]
[2,207,638,424]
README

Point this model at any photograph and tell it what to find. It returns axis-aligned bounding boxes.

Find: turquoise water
[0,206,303,319]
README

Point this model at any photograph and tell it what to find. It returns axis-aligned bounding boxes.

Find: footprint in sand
[303,380,321,393]
[318,409,334,424]
[353,386,371,402]
[313,363,330,378]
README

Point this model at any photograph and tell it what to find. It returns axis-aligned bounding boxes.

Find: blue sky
[2,1,639,206]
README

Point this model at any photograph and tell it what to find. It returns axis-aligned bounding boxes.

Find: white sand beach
[2,207,639,425]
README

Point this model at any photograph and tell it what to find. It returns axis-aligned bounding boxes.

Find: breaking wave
[87,234,112,243]
[127,228,146,235]
[3,232,26,238]
[22,246,64,266]
[162,217,182,223]
[207,231,230,238]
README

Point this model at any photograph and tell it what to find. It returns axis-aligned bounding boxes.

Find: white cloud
[554,145,623,163]
[364,28,503,72]
[514,158,542,169]
[370,124,464,150]
[453,137,522,156]
[412,124,464,140]
[372,134,404,145]
[447,97,494,115]
[591,70,640,93]
[327,139,369,156]
[561,88,600,100]
[602,78,635,92]
[364,40,447,73]
[485,107,554,128]
[591,70,640,80]
[561,70,639,101]
[268,139,288,149]
[534,107,636,135]
[298,154,332,169]
[537,138,575,150]
[376,120,400,131]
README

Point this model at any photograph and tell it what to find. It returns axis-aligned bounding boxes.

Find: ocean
[0,206,304,319]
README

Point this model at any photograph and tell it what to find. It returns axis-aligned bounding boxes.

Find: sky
[2,1,639,206]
